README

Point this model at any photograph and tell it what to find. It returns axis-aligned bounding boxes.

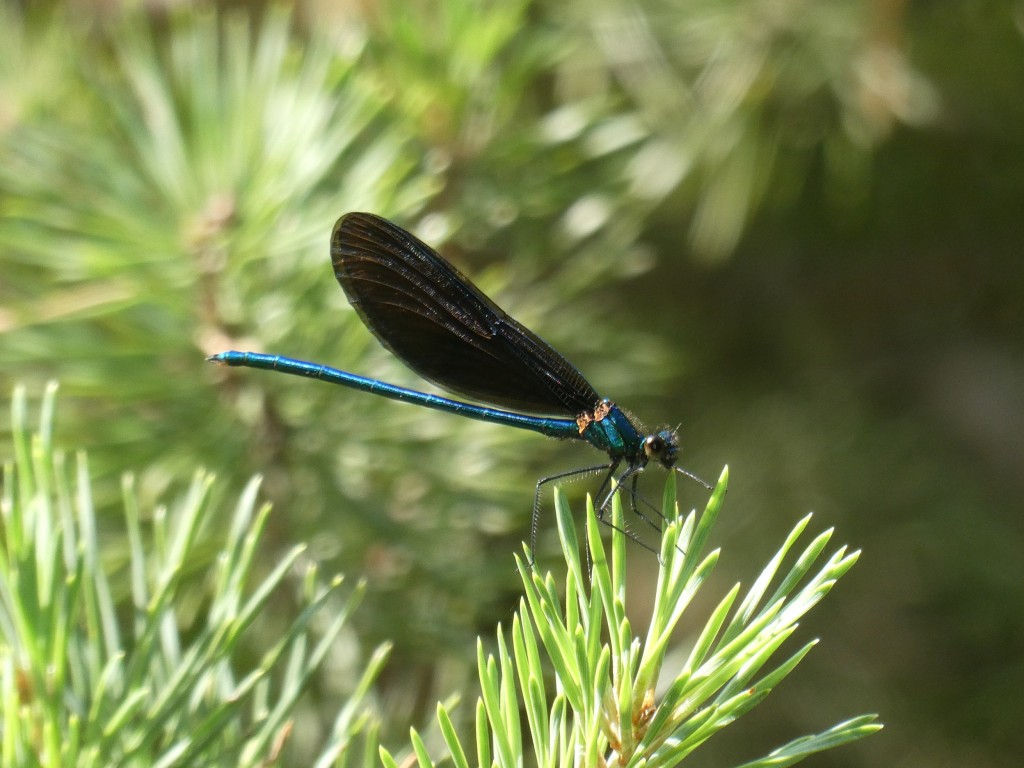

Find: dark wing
[330,212,601,416]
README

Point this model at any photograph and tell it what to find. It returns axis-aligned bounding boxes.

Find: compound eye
[645,429,680,468]
[644,435,665,459]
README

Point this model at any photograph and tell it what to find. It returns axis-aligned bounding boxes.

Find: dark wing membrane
[330,212,601,416]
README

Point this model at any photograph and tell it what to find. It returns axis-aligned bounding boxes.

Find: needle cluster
[382,470,880,768]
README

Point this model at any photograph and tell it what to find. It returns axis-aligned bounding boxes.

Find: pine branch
[383,470,880,767]
[0,383,387,767]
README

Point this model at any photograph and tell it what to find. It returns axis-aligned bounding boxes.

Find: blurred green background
[1,0,1021,765]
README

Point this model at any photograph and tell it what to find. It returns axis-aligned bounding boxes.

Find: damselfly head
[643,428,679,469]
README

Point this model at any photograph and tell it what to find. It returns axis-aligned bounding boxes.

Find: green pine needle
[0,383,387,767]
[384,466,880,767]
